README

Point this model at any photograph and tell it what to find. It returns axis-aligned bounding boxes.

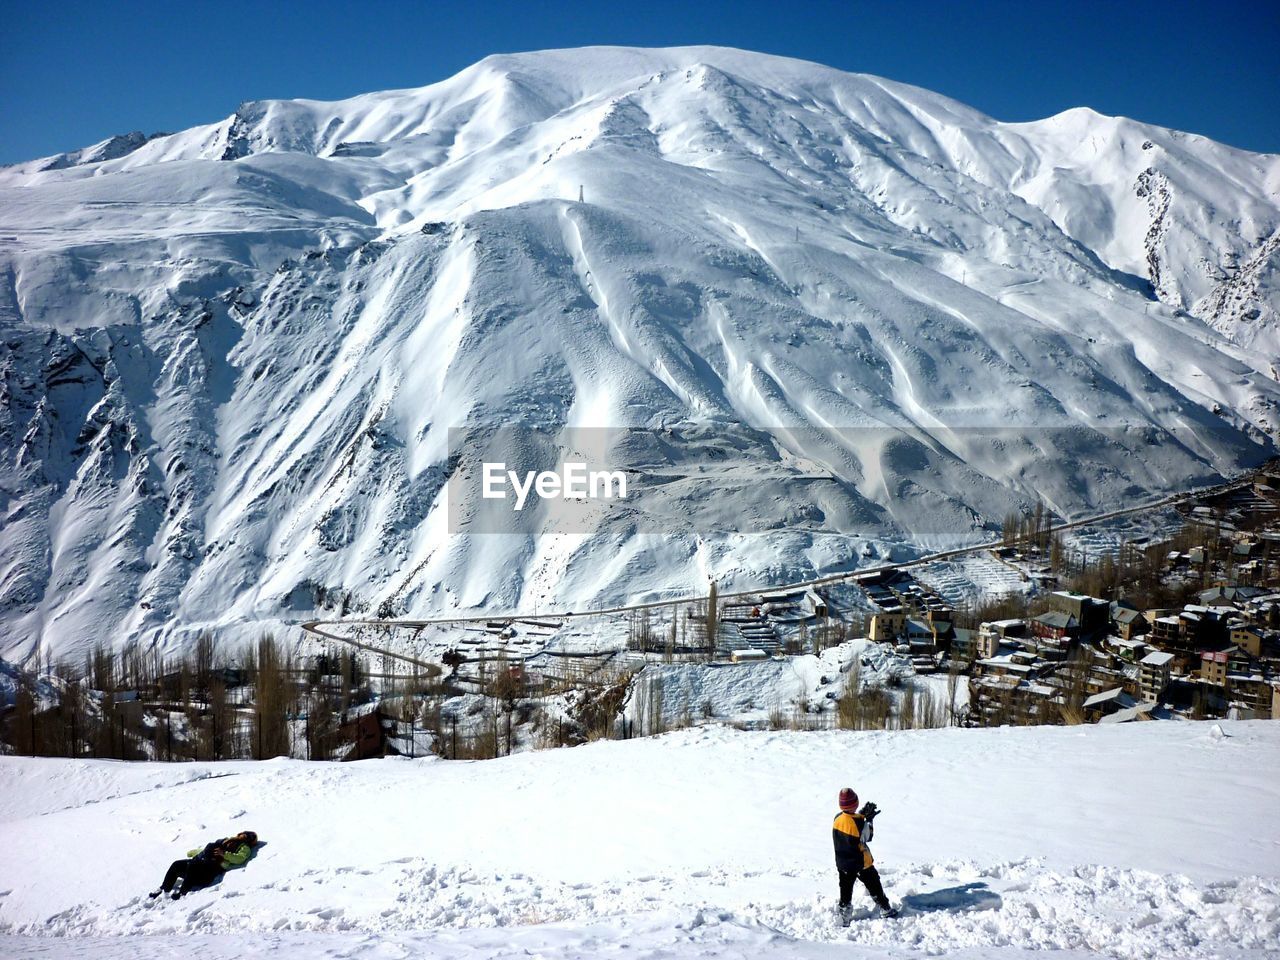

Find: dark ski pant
[839,866,890,909]
[161,858,222,895]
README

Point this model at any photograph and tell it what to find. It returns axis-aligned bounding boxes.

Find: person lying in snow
[833,788,898,923]
[149,830,259,900]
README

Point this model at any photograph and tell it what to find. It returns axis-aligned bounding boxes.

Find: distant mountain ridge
[0,46,1277,663]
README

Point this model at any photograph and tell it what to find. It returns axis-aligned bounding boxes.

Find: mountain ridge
[0,45,1277,663]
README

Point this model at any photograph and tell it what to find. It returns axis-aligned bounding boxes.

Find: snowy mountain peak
[1,46,1278,662]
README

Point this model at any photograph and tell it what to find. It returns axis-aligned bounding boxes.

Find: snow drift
[1,46,1279,663]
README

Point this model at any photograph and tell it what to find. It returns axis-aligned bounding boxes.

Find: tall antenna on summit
[578,184,584,203]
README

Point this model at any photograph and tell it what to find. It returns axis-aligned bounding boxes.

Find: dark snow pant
[838,866,890,909]
[161,858,222,895]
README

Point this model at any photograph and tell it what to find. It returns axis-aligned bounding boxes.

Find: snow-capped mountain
[1,46,1278,662]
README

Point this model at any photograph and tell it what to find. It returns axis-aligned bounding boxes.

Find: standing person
[833,788,898,924]
[149,830,259,900]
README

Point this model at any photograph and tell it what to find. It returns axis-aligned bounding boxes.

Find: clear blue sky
[2,0,1277,165]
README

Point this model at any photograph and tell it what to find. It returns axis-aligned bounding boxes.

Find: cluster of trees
[1053,524,1244,612]
[1001,501,1057,554]
[434,651,548,759]
[1000,496,1263,610]
[1,634,391,762]
[834,657,958,731]
[962,513,1243,635]
[625,598,718,659]
[417,642,659,760]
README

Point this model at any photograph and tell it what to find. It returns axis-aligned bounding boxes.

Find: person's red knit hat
[839,788,859,811]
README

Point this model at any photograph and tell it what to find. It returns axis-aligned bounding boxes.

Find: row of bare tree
[1,634,381,761]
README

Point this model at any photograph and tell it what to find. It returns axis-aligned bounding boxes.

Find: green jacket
[186,839,254,870]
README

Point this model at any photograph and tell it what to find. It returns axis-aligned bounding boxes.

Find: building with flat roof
[1139,650,1175,704]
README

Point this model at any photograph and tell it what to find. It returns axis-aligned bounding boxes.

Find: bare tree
[252,635,293,758]
[704,581,719,658]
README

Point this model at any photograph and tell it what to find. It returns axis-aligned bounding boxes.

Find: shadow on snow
[902,882,1003,915]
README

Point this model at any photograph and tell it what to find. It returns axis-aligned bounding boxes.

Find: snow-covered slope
[2,46,1279,662]
[1,721,1277,958]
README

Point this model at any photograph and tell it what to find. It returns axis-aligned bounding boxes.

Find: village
[288,460,1280,756]
[355,459,1280,751]
[948,467,1280,726]
[4,463,1279,762]
[445,459,1280,706]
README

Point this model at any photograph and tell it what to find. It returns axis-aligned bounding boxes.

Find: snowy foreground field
[2,722,1279,959]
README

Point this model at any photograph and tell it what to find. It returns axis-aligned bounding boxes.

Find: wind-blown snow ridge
[1,46,1278,661]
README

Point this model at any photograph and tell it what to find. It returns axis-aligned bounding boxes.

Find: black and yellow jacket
[833,811,874,872]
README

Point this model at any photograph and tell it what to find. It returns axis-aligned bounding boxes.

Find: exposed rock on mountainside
[1,46,1277,662]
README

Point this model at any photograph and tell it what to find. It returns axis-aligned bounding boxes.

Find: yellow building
[1230,625,1263,658]
[869,613,906,643]
[1200,650,1228,687]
